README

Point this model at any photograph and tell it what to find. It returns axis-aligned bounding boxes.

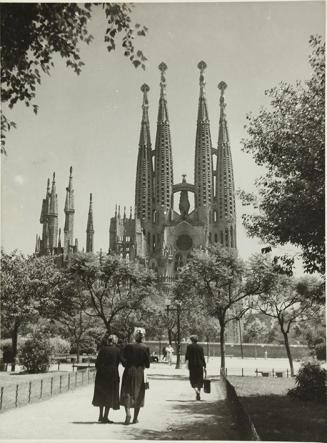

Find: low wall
[220,371,260,441]
[144,341,310,360]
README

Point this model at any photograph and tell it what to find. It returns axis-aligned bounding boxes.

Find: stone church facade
[109,61,237,277]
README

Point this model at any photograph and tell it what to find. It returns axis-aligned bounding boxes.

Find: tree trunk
[76,342,80,363]
[11,321,19,372]
[168,328,172,345]
[282,331,294,376]
[219,321,226,373]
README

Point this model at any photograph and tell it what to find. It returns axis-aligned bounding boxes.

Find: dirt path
[0,366,239,440]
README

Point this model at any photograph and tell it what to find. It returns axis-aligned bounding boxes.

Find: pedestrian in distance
[162,346,167,362]
[185,335,206,401]
[92,334,121,423]
[165,344,174,365]
[120,327,150,425]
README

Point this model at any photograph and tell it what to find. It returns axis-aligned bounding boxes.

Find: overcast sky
[1,1,325,266]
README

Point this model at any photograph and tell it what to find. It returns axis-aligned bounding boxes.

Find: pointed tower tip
[90,193,92,202]
[52,172,55,182]
[218,81,228,95]
[158,62,168,73]
[197,61,207,72]
[70,166,73,175]
[159,62,168,97]
[141,83,150,93]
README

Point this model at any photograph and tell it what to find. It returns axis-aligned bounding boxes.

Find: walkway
[0,364,239,440]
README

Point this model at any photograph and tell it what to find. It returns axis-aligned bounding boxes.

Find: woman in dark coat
[185,335,206,400]
[120,328,150,425]
[92,334,121,423]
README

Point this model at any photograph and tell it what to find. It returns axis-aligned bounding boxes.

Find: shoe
[124,415,131,425]
[133,419,139,424]
[101,418,113,424]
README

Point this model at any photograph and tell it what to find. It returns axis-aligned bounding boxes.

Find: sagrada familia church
[35,61,237,278]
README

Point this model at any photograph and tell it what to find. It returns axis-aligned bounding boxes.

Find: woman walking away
[92,334,121,423]
[120,327,150,425]
[185,335,206,401]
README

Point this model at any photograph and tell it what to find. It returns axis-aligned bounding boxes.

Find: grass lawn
[229,376,327,442]
[0,369,95,412]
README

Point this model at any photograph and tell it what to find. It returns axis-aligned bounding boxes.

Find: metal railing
[0,368,96,413]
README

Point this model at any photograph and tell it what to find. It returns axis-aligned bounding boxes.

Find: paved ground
[0,363,239,441]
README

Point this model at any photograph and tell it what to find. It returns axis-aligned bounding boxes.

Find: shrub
[49,336,71,355]
[19,333,52,373]
[288,361,326,403]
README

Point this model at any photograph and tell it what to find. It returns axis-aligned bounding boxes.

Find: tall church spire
[64,166,75,257]
[39,177,50,255]
[194,61,213,221]
[86,193,94,253]
[154,62,174,213]
[135,83,154,221]
[216,82,236,248]
[48,172,58,252]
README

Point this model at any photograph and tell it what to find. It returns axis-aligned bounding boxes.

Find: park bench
[255,369,270,377]
[275,371,284,378]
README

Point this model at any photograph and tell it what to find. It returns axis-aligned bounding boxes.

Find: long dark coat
[92,344,121,409]
[185,343,206,388]
[120,342,150,408]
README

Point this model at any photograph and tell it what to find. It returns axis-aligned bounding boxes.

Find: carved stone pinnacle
[218,81,228,95]
[141,83,150,93]
[197,61,207,73]
[158,62,168,73]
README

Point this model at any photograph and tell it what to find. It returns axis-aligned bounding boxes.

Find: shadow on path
[148,374,220,381]
[121,398,240,440]
[72,421,126,425]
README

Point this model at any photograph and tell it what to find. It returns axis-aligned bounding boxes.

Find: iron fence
[0,368,96,413]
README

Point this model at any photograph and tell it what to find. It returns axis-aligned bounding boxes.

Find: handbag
[203,369,211,393]
[203,378,211,393]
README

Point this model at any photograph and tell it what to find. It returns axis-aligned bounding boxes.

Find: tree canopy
[67,252,156,334]
[0,250,62,369]
[0,3,148,154]
[175,245,273,370]
[250,254,324,375]
[240,35,325,274]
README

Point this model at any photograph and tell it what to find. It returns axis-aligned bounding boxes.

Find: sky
[1,1,325,266]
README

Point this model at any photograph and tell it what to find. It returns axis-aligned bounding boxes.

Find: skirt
[189,366,204,389]
[120,366,145,408]
[92,368,120,409]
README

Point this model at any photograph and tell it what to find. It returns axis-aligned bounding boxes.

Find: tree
[175,245,271,371]
[67,252,156,335]
[240,35,325,274]
[243,317,266,343]
[252,258,324,375]
[0,3,148,154]
[0,250,62,370]
[52,279,100,362]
